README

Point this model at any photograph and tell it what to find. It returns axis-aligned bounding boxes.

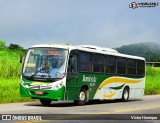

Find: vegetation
[0,40,6,50]
[116,42,160,62]
[0,77,34,103]
[145,67,160,95]
[0,40,33,103]
[8,43,25,51]
[0,40,26,78]
[0,50,22,78]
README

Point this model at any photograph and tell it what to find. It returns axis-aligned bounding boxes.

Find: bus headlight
[52,83,63,90]
[21,80,29,88]
[21,80,26,87]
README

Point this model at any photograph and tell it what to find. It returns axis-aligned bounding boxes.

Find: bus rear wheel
[39,99,52,105]
[121,87,129,102]
[74,88,87,106]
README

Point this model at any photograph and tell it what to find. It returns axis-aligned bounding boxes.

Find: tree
[0,40,6,50]
[8,43,24,51]
[145,50,155,62]
[151,57,160,62]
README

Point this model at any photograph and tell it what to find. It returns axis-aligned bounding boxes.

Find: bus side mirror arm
[71,57,75,65]
[20,53,23,64]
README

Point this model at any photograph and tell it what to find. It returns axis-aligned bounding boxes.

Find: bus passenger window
[79,52,91,72]
[117,57,127,75]
[127,59,136,76]
[106,55,116,74]
[92,54,105,73]
[137,60,145,76]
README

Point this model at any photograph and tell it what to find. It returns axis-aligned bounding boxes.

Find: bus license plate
[35,91,43,95]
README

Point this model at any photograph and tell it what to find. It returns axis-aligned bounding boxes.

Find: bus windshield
[22,48,68,81]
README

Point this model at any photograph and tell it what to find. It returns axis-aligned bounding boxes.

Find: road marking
[15,120,47,123]
[93,105,160,114]
[14,105,160,122]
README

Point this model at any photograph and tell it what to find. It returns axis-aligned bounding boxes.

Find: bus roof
[31,44,145,61]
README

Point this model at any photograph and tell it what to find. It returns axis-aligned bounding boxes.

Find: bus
[20,44,145,106]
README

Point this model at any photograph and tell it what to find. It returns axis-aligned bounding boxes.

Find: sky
[0,0,160,48]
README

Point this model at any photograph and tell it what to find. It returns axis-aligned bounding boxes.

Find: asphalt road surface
[0,94,160,123]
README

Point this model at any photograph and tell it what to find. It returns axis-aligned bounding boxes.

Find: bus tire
[74,88,87,106]
[121,87,129,102]
[39,99,52,105]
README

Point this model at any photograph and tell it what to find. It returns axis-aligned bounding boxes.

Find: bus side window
[137,60,145,76]
[79,52,91,72]
[106,55,116,74]
[68,55,78,72]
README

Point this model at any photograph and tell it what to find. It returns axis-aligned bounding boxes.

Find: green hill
[116,42,160,61]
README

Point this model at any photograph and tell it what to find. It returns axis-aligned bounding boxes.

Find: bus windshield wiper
[30,69,57,81]
[30,69,42,79]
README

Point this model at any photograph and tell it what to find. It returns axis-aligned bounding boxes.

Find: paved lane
[0,95,160,123]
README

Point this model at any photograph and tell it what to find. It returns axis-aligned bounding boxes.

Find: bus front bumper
[20,84,65,100]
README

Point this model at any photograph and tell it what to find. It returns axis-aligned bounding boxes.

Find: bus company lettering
[82,75,97,82]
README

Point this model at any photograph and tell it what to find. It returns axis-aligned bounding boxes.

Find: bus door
[66,51,79,100]
[69,54,78,81]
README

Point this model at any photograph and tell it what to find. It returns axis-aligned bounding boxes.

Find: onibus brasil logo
[129,2,159,9]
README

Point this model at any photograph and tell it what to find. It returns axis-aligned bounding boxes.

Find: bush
[0,50,22,78]
[0,40,6,51]
[8,43,24,51]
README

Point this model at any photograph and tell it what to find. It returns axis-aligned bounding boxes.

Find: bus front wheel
[122,87,129,102]
[74,88,87,106]
[39,99,52,105]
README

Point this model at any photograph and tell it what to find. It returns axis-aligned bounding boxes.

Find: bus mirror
[71,58,75,65]
[20,53,23,63]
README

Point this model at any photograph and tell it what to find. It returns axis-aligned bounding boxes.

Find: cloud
[0,0,159,48]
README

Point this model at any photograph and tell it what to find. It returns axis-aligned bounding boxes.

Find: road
[0,95,160,123]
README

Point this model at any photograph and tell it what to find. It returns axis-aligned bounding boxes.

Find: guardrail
[146,62,160,67]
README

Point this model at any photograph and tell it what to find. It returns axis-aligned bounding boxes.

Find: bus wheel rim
[124,90,128,99]
[79,92,85,101]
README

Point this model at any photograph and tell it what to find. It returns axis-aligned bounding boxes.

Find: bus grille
[28,85,52,90]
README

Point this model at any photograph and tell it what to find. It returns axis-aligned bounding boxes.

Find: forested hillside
[116,42,160,61]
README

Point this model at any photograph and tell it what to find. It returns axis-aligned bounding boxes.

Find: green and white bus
[20,44,145,105]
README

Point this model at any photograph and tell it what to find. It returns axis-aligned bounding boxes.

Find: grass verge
[0,77,37,103]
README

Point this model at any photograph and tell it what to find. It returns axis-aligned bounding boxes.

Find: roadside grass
[145,76,160,95]
[145,67,160,95]
[0,50,35,103]
[0,77,36,103]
